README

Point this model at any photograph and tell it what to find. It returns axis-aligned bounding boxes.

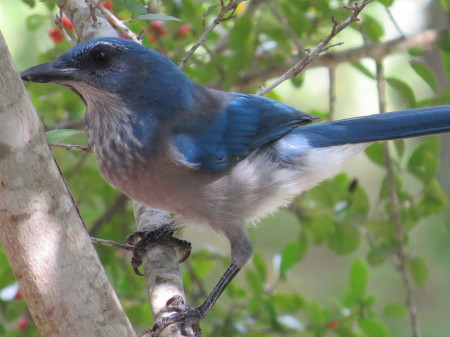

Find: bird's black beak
[21,61,78,84]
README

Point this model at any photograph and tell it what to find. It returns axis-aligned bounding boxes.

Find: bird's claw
[149,296,203,337]
[126,229,192,276]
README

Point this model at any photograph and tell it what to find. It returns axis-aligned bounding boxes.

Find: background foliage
[1,0,450,336]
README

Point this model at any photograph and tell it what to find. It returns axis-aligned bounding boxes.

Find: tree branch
[230,27,447,91]
[375,60,420,337]
[88,0,141,42]
[52,142,91,153]
[133,203,189,337]
[57,0,116,42]
[0,30,135,336]
[178,0,245,69]
[257,0,374,95]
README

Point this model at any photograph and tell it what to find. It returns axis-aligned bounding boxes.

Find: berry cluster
[49,2,191,45]
[146,20,190,44]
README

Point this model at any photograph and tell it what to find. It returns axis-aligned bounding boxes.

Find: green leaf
[410,61,437,91]
[386,77,416,107]
[408,47,425,57]
[307,301,329,324]
[365,221,395,242]
[362,14,384,42]
[271,293,304,312]
[351,61,376,80]
[46,129,83,145]
[137,14,180,21]
[204,5,219,17]
[359,317,391,337]
[394,139,405,158]
[328,225,360,255]
[367,245,395,265]
[22,0,36,7]
[440,52,450,80]
[378,0,394,5]
[408,256,428,287]
[383,303,408,319]
[418,178,448,216]
[348,259,369,300]
[114,0,146,14]
[290,74,305,88]
[279,237,306,279]
[253,252,267,282]
[306,215,334,244]
[226,14,254,86]
[407,136,440,183]
[439,35,450,52]
[230,14,253,50]
[365,142,385,166]
[279,243,299,279]
[191,256,215,278]
[245,268,264,297]
[440,0,449,10]
[26,14,47,31]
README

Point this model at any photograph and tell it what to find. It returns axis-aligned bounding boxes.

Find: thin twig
[230,28,447,90]
[90,236,134,251]
[256,0,374,96]
[89,0,141,42]
[52,142,91,153]
[178,0,244,69]
[55,8,75,46]
[375,60,420,337]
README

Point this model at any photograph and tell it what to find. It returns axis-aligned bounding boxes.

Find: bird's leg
[126,227,192,276]
[150,262,241,335]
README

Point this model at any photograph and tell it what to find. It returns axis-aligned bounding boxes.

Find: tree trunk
[0,31,135,337]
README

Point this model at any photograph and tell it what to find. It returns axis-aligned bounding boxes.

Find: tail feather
[297,105,450,148]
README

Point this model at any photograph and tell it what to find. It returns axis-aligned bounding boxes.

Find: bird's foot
[126,228,191,276]
[147,296,203,337]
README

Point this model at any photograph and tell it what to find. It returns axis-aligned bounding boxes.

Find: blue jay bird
[21,37,450,331]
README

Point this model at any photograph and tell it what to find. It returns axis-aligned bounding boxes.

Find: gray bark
[0,31,135,337]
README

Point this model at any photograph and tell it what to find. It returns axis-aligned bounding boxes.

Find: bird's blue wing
[172,93,320,171]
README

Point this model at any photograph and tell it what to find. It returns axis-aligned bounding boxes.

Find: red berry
[177,25,190,37]
[328,321,339,329]
[17,317,29,331]
[14,291,22,300]
[61,16,74,31]
[149,35,158,44]
[102,1,113,10]
[151,20,164,31]
[150,21,167,37]
[49,28,63,43]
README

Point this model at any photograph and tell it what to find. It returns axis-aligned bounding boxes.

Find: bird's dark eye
[92,50,110,66]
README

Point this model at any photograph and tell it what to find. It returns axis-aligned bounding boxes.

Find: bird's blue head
[21,37,194,118]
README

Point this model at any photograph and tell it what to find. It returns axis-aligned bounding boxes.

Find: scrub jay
[21,37,450,331]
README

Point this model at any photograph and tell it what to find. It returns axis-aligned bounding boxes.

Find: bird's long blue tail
[297,105,450,148]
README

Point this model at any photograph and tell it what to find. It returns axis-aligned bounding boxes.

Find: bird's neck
[84,92,160,173]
